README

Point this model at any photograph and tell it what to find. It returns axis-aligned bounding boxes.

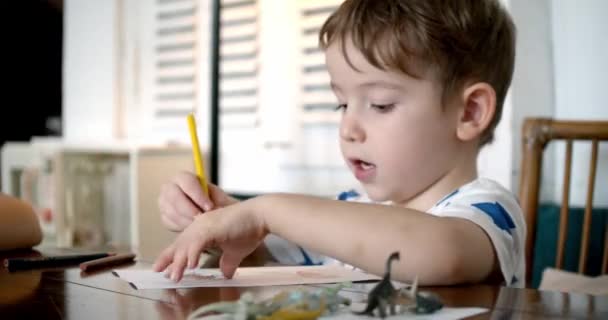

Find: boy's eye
[371,104,395,112]
[334,104,347,111]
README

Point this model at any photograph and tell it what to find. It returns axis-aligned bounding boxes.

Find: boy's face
[326,39,464,207]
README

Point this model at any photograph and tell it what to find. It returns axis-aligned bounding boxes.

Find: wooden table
[1,248,607,319]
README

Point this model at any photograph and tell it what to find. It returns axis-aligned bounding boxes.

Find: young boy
[154,0,526,288]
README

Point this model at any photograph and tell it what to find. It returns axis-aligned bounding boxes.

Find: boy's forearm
[250,193,494,285]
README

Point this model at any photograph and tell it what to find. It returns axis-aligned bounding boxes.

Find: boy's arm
[255,193,496,286]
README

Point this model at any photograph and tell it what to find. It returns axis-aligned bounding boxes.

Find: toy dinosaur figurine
[354,251,401,318]
[187,283,351,320]
[400,275,444,315]
[186,252,442,319]
[354,251,443,318]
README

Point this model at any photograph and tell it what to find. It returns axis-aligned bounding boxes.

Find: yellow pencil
[187,113,209,197]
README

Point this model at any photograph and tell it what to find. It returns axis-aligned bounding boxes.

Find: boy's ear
[456,82,496,142]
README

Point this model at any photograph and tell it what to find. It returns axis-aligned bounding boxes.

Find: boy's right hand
[158,171,239,232]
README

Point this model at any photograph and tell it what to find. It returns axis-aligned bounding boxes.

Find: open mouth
[349,158,376,181]
[352,159,375,170]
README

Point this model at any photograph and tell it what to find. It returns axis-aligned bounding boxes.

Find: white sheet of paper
[323,305,488,319]
[113,265,381,289]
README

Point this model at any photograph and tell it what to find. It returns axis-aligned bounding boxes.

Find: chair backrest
[519,118,608,284]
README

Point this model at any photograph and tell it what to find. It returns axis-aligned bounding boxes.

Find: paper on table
[112,265,381,289]
[323,305,488,319]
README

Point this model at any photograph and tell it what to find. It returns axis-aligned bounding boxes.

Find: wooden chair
[519,118,608,284]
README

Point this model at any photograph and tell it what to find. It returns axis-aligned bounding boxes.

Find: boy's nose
[339,112,366,143]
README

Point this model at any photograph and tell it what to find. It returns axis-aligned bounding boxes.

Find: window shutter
[219,0,259,128]
[151,0,201,137]
[137,0,355,196]
[269,0,356,197]
[299,0,343,125]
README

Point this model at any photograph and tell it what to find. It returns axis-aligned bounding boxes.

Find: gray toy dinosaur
[354,251,401,318]
[355,251,443,318]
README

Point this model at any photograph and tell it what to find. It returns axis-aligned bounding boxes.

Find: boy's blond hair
[319,0,516,146]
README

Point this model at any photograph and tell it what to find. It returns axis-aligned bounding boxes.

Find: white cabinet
[1,140,196,260]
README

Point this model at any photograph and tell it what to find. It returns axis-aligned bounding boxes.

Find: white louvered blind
[137,0,355,196]
[149,0,202,139]
[155,0,198,118]
[141,0,259,143]
[266,0,355,197]
[219,0,259,128]
[299,0,343,125]
[217,0,266,193]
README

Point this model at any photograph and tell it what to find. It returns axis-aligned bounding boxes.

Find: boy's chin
[361,185,392,203]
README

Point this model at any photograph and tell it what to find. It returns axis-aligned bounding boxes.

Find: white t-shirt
[263,178,526,287]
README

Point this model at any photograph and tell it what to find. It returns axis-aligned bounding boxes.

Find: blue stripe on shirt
[471,202,516,235]
[298,247,322,266]
[338,190,359,201]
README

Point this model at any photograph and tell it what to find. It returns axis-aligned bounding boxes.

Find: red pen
[79,253,136,272]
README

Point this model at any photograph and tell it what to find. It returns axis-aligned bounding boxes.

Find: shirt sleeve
[430,180,527,287]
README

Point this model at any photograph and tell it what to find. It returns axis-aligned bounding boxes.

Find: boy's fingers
[165,203,196,226]
[219,252,243,279]
[187,242,204,269]
[165,183,202,217]
[174,192,204,217]
[160,214,181,232]
[166,265,172,277]
[176,171,213,211]
[161,214,192,232]
[157,192,171,216]
[159,195,190,228]
[171,251,188,282]
[163,264,173,278]
[208,184,227,206]
[153,246,175,272]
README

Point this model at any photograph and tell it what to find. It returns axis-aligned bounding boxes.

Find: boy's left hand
[152,200,267,282]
